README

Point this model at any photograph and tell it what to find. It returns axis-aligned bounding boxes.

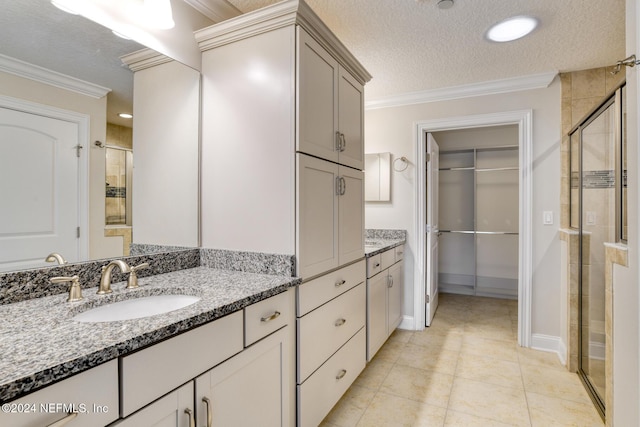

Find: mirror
[0,0,210,272]
[365,152,391,202]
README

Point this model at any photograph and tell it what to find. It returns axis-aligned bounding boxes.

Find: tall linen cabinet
[196,1,371,425]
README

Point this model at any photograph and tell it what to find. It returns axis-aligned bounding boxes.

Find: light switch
[543,211,553,225]
[586,211,596,226]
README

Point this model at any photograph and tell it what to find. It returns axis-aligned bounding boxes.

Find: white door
[0,106,80,271]
[425,133,440,326]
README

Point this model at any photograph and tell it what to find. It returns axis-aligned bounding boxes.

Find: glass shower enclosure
[569,83,626,419]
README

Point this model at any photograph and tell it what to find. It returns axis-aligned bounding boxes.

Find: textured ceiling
[227,0,626,101]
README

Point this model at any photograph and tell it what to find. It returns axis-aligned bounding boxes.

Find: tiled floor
[320,293,604,427]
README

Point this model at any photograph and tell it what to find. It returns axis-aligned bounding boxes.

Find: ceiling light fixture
[437,0,454,9]
[118,113,133,119]
[486,16,538,42]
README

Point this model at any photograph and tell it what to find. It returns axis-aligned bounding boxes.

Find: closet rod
[440,230,518,235]
[476,167,519,172]
[439,167,475,171]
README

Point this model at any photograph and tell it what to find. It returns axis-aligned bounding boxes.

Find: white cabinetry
[0,360,119,427]
[110,382,194,427]
[195,327,290,427]
[297,260,366,426]
[297,154,364,278]
[366,246,405,361]
[113,289,294,427]
[297,29,364,170]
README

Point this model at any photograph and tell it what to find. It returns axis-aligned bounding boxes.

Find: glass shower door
[579,98,616,413]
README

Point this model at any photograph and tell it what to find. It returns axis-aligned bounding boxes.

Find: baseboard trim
[399,315,415,330]
[531,333,567,366]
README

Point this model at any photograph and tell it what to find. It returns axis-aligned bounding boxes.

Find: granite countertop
[0,267,300,403]
[364,238,406,257]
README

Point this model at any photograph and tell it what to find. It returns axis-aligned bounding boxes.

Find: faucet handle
[126,263,150,289]
[51,275,83,302]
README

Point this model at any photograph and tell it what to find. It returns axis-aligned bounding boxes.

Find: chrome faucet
[45,252,67,265]
[97,260,131,295]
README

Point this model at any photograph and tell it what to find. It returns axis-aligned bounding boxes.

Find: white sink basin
[73,295,201,323]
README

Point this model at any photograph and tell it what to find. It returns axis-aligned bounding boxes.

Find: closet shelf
[440,230,518,235]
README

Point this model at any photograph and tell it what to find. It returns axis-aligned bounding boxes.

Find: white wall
[612,0,639,424]
[132,61,200,247]
[364,78,562,338]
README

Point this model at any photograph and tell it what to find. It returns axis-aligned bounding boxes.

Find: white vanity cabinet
[298,29,364,170]
[297,154,364,278]
[112,289,295,427]
[296,260,366,426]
[367,246,405,361]
[0,360,119,427]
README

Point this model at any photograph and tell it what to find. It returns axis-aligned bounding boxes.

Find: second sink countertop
[0,267,300,403]
[364,238,406,257]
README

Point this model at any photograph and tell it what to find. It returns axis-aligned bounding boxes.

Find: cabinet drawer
[395,244,405,262]
[297,260,365,316]
[297,328,366,427]
[245,289,293,346]
[366,254,381,278]
[297,283,365,382]
[120,311,243,417]
[380,248,396,270]
[0,360,119,427]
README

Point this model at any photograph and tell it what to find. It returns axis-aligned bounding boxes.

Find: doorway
[414,110,533,346]
[0,95,89,271]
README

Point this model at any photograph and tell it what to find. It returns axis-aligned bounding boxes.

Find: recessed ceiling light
[486,16,538,42]
[437,0,454,10]
[118,113,133,119]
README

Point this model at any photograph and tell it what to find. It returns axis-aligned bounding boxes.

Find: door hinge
[426,153,431,162]
[77,227,80,238]
[426,294,430,303]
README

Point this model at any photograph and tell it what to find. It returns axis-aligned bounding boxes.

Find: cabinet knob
[336,369,347,380]
[334,318,346,327]
[261,311,281,322]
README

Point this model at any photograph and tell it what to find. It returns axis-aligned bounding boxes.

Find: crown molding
[183,0,241,23]
[195,0,372,84]
[365,71,558,110]
[0,54,111,99]
[121,48,173,72]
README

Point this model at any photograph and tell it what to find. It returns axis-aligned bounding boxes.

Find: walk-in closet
[434,125,519,299]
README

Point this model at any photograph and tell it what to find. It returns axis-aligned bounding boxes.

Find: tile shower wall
[559,66,625,374]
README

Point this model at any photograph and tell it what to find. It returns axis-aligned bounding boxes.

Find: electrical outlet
[543,211,553,225]
[586,211,596,226]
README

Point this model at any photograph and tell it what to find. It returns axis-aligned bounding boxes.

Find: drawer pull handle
[336,369,347,380]
[184,408,195,427]
[261,311,281,322]
[335,318,346,327]
[374,262,380,268]
[397,251,404,256]
[47,412,78,427]
[202,396,213,427]
[335,279,346,287]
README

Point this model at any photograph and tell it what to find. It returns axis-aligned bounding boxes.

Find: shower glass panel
[579,100,616,408]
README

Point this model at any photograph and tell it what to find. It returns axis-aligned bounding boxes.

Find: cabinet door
[297,28,339,164]
[388,260,404,333]
[112,382,194,427]
[338,166,364,265]
[297,154,339,278]
[195,327,291,427]
[337,68,364,170]
[367,272,388,361]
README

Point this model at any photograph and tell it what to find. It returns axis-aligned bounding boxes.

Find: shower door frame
[570,82,625,421]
